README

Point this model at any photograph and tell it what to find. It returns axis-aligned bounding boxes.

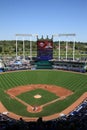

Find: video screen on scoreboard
[37,40,53,60]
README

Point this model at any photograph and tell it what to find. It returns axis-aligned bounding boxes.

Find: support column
[66,41,68,61]
[58,39,60,61]
[23,37,25,59]
[16,36,18,59]
[30,36,32,60]
[73,38,75,61]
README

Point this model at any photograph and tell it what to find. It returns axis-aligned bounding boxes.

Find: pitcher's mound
[34,94,42,99]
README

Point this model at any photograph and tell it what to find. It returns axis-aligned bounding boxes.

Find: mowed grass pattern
[0,70,87,117]
[17,89,58,106]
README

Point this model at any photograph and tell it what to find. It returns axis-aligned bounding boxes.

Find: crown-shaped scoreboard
[37,35,53,60]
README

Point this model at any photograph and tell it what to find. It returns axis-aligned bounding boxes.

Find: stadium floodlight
[58,33,76,61]
[53,33,76,37]
[52,33,76,61]
[15,34,33,60]
[15,34,32,37]
[52,34,59,37]
[59,33,76,37]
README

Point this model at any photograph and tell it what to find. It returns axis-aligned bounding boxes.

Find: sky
[0,0,87,42]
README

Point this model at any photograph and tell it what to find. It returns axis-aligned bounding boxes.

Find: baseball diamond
[0,70,87,121]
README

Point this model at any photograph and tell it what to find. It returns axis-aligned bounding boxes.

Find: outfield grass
[0,70,87,117]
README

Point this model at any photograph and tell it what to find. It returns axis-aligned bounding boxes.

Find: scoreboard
[37,39,53,60]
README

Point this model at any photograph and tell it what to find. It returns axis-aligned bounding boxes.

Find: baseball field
[0,70,87,121]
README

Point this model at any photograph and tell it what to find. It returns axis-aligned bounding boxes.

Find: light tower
[53,33,76,61]
[15,34,32,60]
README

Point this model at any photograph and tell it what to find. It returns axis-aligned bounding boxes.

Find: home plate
[34,94,42,98]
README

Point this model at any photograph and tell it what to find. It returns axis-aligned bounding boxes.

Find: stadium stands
[52,60,87,73]
[0,99,87,130]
